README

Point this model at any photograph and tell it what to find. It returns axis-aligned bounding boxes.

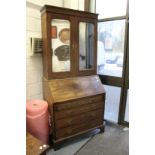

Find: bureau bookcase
[41,5,106,150]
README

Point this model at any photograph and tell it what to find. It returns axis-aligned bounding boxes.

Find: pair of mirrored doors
[51,18,96,74]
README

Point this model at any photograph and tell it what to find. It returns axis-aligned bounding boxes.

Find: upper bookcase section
[41,5,98,79]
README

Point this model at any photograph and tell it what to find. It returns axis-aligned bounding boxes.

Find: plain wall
[26,0,63,100]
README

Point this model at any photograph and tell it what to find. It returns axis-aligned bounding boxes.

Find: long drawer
[56,118,103,139]
[54,95,103,111]
[55,109,103,130]
[54,101,103,120]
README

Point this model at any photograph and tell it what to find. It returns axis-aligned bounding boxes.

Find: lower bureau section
[56,118,103,139]
[43,76,106,150]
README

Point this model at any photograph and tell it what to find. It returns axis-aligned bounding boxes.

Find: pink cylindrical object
[26,100,50,144]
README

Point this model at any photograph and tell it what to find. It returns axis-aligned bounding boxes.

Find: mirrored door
[79,22,94,70]
[77,19,97,76]
[48,14,75,78]
[51,19,71,72]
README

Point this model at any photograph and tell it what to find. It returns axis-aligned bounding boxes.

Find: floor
[46,130,99,155]
[46,122,128,155]
[46,137,90,155]
[75,123,129,155]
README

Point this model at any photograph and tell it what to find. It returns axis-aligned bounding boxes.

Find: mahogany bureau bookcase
[40,5,106,150]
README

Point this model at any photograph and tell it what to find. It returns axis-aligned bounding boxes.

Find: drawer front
[56,118,103,139]
[55,101,103,120]
[55,109,103,130]
[54,95,104,111]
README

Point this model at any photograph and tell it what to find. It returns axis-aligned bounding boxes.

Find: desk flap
[48,75,105,103]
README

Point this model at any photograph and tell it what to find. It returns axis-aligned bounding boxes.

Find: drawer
[56,118,103,139]
[55,101,103,120]
[55,109,103,130]
[54,95,103,111]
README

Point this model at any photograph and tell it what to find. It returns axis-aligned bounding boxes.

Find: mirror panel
[51,19,71,72]
[79,22,94,70]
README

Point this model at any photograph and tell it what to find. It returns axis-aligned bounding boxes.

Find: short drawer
[55,101,103,120]
[56,118,103,139]
[54,95,104,111]
[55,109,103,130]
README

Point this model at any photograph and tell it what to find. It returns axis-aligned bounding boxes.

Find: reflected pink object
[26,100,50,144]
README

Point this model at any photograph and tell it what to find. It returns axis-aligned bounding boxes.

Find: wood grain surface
[48,75,105,103]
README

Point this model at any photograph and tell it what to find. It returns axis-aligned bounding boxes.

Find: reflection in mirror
[79,22,94,70]
[51,19,70,72]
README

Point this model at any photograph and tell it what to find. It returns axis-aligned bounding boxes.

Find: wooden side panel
[43,78,55,137]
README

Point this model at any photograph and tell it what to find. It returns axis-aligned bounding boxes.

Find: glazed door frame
[47,13,75,79]
[118,23,129,126]
[97,0,129,126]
